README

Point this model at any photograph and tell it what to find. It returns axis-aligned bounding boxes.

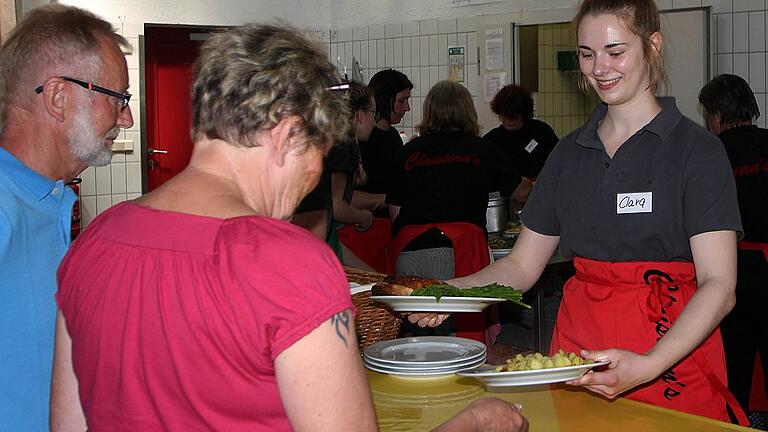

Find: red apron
[738,240,768,261]
[551,257,748,425]
[386,222,490,277]
[386,222,499,356]
[337,218,392,273]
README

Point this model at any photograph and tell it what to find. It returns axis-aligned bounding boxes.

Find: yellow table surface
[367,370,754,432]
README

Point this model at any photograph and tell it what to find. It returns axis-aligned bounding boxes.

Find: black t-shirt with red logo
[718,125,768,243]
[387,132,522,236]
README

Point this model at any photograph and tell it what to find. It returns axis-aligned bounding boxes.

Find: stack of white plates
[363,336,486,377]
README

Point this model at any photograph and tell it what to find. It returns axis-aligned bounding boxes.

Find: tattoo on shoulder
[330,311,351,347]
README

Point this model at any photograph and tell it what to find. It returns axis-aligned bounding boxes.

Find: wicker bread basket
[345,267,402,352]
[352,290,402,352]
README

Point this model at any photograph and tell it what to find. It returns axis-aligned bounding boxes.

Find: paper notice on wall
[483,72,506,102]
[448,46,465,82]
[485,28,504,71]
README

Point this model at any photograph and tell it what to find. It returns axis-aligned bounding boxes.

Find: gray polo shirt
[521,97,742,262]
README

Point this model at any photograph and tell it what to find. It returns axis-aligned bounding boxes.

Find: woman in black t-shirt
[388,80,530,279]
[357,69,412,216]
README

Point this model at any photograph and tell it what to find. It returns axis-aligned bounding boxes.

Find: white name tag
[525,139,538,153]
[616,192,652,214]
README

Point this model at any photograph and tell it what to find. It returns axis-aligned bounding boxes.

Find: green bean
[411,283,531,309]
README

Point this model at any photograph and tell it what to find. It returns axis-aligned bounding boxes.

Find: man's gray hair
[0,4,128,130]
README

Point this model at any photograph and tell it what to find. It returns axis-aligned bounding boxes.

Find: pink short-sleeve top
[56,202,353,431]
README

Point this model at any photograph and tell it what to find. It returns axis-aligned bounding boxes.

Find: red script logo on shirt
[732,158,768,177]
[405,151,481,170]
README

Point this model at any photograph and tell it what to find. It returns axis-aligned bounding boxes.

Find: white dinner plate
[364,336,486,366]
[491,248,512,260]
[364,353,486,371]
[364,357,486,377]
[349,282,375,295]
[456,360,611,388]
[370,295,505,313]
[502,230,519,239]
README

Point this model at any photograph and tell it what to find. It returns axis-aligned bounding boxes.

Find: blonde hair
[418,80,479,136]
[574,0,668,95]
[191,24,349,150]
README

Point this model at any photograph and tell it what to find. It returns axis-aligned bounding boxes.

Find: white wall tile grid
[708,0,768,128]
[77,0,768,227]
[329,17,479,139]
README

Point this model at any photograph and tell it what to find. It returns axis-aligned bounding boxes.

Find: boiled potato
[495,349,593,372]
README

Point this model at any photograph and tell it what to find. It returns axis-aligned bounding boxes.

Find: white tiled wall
[322,17,479,139]
[535,22,601,138]
[78,1,768,229]
[708,0,768,127]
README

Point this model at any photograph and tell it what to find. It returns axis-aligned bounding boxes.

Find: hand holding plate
[565,348,659,398]
[407,312,450,327]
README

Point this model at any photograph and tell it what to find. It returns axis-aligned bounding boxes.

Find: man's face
[68,103,116,166]
[500,115,524,131]
[390,88,411,125]
[67,37,134,167]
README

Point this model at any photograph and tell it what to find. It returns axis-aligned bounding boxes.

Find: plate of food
[456,350,610,388]
[369,295,506,312]
[504,220,522,236]
[370,276,529,312]
[488,237,516,250]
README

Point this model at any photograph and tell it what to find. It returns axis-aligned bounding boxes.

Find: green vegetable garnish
[410,283,531,309]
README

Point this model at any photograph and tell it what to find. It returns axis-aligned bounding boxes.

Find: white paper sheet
[485,28,504,71]
[483,72,506,102]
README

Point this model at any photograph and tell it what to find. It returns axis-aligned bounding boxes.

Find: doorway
[143,25,227,191]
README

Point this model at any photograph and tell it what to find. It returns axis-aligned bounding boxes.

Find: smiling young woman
[445,0,750,426]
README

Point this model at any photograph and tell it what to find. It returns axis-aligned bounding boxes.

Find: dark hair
[347,82,374,118]
[698,74,760,126]
[0,4,128,128]
[418,80,479,136]
[490,85,534,120]
[368,69,413,124]
[574,0,668,95]
[191,24,349,150]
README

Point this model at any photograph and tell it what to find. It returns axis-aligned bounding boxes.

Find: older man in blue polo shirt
[0,5,133,430]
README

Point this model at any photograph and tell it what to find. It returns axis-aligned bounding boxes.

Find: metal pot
[486,193,509,233]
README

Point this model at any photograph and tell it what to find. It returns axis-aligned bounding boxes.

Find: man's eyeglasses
[35,76,131,108]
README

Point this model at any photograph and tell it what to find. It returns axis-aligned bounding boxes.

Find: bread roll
[371,275,443,296]
[371,282,414,296]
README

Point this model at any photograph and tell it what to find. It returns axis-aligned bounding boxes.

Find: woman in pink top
[50,24,528,432]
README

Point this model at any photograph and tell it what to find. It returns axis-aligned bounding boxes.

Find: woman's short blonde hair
[574,0,668,95]
[417,80,479,136]
[191,24,349,150]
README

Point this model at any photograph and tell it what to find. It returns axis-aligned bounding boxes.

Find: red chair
[386,222,498,350]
